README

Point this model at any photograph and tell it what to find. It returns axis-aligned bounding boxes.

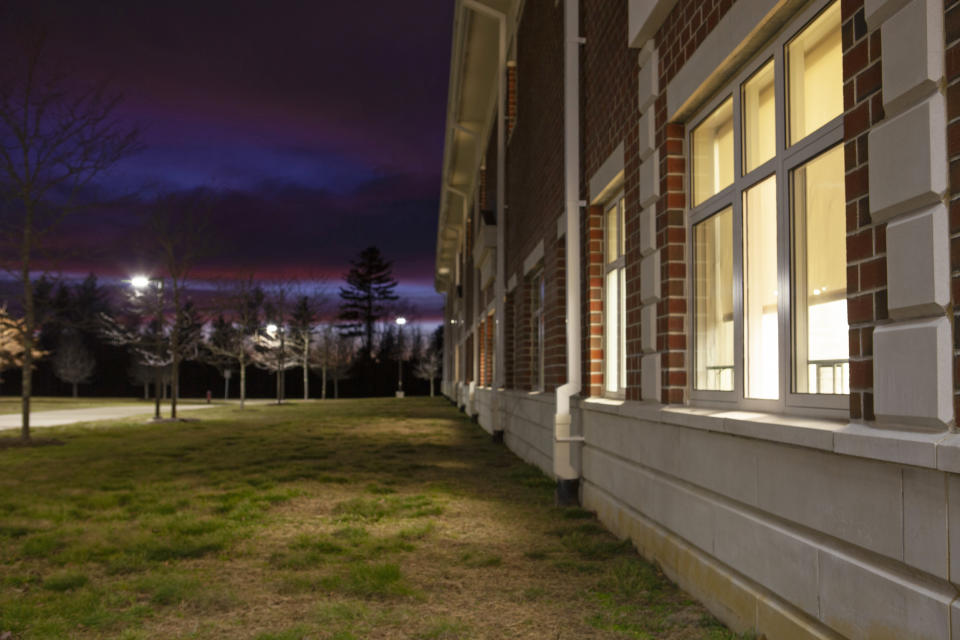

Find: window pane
[605,203,618,263]
[792,145,848,394]
[788,1,842,144]
[618,199,626,256]
[692,98,734,206]
[743,176,779,400]
[694,207,734,391]
[742,60,775,173]
[605,269,619,392]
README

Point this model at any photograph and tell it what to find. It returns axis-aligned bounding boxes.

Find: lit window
[689,0,846,409]
[692,98,734,206]
[604,194,626,394]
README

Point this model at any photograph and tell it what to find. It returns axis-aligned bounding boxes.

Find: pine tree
[337,246,398,361]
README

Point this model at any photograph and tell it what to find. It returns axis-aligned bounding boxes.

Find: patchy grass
[0,397,740,639]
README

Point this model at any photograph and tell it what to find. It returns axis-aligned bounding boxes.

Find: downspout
[554,0,582,506]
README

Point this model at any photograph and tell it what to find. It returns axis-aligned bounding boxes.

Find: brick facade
[842,0,884,421]
[580,0,640,398]
[504,0,566,391]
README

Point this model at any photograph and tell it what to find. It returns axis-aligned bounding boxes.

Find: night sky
[0,1,453,321]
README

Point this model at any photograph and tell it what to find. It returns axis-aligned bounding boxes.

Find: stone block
[639,156,660,208]
[640,251,660,304]
[641,352,660,402]
[864,0,913,30]
[881,0,943,117]
[818,550,952,640]
[873,316,953,429]
[885,204,949,319]
[637,47,658,112]
[868,94,947,222]
[902,467,948,579]
[713,508,819,616]
[639,206,656,256]
[638,108,655,160]
[756,444,903,560]
[641,304,656,353]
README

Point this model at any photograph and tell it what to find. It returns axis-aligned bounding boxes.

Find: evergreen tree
[337,246,398,361]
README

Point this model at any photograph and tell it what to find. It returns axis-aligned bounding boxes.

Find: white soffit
[666,0,806,121]
[522,240,545,275]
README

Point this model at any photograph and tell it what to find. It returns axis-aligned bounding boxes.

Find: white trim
[522,240,544,275]
[589,142,625,204]
[628,0,680,48]
[557,210,567,238]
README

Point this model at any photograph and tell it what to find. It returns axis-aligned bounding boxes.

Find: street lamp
[395,317,406,398]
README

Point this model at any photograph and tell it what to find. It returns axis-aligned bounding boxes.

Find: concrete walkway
[0,402,223,431]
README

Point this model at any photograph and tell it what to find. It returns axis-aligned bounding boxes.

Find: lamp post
[395,317,406,398]
[130,274,163,420]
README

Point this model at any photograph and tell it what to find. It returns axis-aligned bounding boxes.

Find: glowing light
[130,275,150,289]
[813,288,821,295]
[395,317,407,326]
[266,323,278,336]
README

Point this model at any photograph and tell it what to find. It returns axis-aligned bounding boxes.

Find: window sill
[572,397,960,472]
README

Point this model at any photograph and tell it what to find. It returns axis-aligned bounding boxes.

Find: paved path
[0,402,223,431]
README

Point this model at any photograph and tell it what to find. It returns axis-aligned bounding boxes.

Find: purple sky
[0,1,452,321]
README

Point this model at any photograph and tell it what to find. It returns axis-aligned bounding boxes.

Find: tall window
[530,267,545,391]
[690,0,847,410]
[604,194,626,394]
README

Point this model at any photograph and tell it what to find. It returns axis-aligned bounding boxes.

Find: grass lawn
[0,397,745,639]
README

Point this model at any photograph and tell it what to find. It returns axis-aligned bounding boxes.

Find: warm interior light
[266,323,278,336]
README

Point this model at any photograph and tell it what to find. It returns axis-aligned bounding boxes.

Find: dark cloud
[0,0,452,318]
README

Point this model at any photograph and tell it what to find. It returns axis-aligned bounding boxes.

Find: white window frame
[603,192,626,398]
[687,0,847,416]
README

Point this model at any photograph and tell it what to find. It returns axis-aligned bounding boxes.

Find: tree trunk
[20,213,34,441]
[154,369,162,419]
[72,382,78,398]
[322,364,327,400]
[302,340,309,400]
[224,374,229,400]
[430,378,434,397]
[170,286,180,420]
[239,360,246,409]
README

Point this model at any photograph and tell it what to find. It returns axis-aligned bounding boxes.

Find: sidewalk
[0,402,222,431]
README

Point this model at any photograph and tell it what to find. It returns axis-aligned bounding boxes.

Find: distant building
[435,0,960,638]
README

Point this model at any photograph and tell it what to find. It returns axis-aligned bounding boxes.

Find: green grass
[0,397,741,639]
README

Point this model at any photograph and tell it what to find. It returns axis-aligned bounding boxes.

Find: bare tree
[310,328,355,399]
[250,325,298,404]
[0,34,141,440]
[290,295,318,400]
[414,352,440,397]
[148,191,212,419]
[205,278,263,409]
[127,360,153,400]
[0,307,46,392]
[52,331,94,397]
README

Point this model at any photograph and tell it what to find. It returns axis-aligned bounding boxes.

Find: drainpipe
[554,0,582,506]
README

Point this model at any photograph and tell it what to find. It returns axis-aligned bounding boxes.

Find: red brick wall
[580,0,641,398]
[652,0,737,403]
[946,0,960,420]
[545,235,566,391]
[583,205,604,396]
[505,1,565,390]
[504,290,516,388]
[843,0,884,421]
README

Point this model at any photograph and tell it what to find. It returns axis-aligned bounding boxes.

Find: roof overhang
[434,0,513,293]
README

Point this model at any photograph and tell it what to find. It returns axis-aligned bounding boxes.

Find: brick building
[434,0,960,637]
